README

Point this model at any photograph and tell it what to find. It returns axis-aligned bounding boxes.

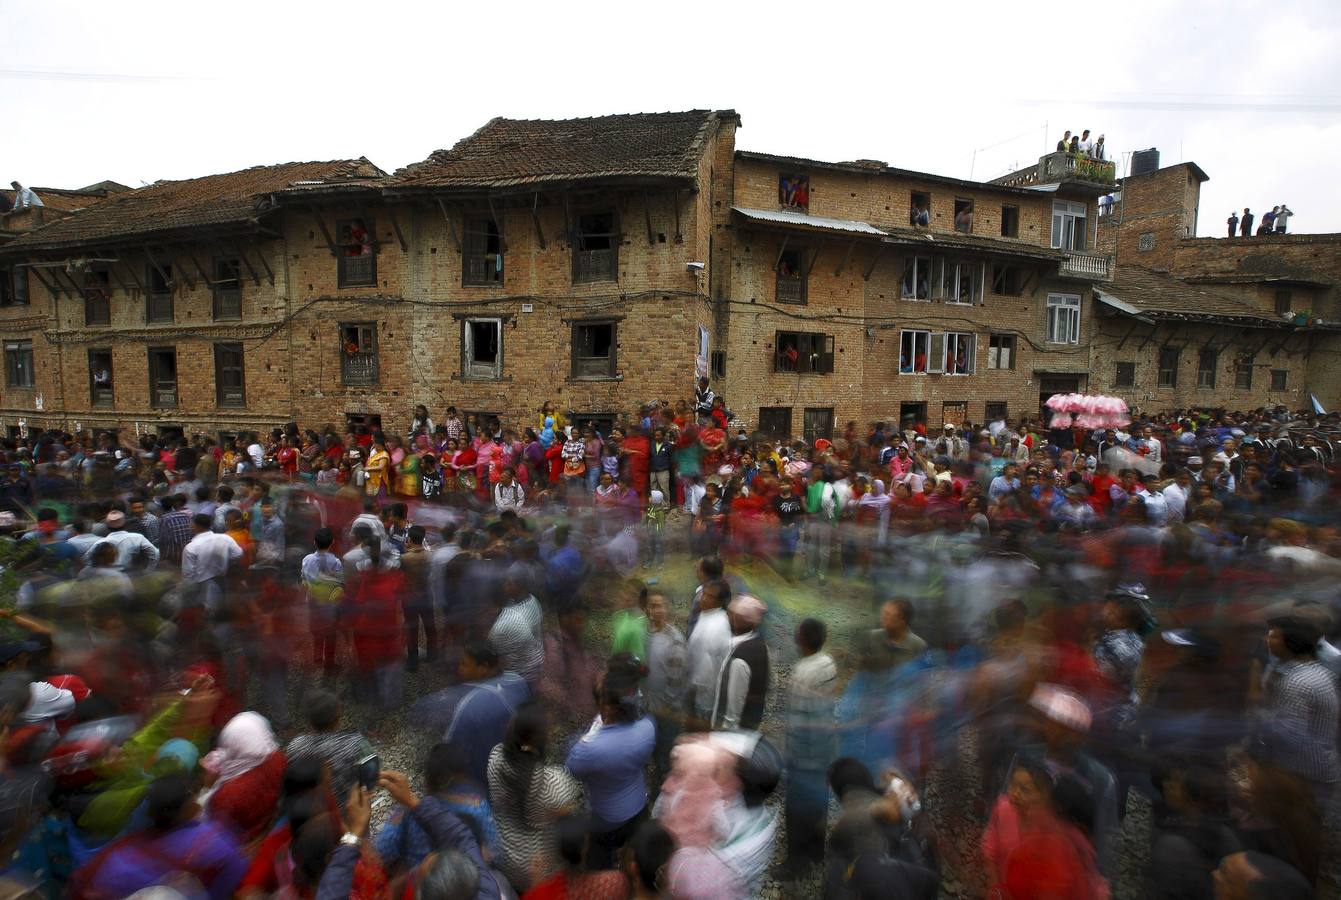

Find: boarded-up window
[803,407,834,443]
[573,212,617,283]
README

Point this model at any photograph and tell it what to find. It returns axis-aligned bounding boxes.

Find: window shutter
[931,257,944,300]
[928,332,946,374]
[773,331,782,373]
[821,335,835,374]
[462,321,473,374]
[967,334,977,374]
[978,262,987,305]
[608,323,618,375]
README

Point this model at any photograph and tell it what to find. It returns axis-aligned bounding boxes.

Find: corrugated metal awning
[731,206,886,237]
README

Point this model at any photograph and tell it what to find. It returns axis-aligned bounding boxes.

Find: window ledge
[568,374,622,383]
[5,385,35,392]
[458,374,511,383]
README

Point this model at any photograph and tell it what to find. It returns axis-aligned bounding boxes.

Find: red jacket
[348,569,405,668]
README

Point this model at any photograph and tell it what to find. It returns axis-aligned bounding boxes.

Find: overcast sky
[5,0,1339,236]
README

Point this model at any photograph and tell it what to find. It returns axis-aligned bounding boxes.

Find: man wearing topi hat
[712,594,771,731]
[86,509,159,572]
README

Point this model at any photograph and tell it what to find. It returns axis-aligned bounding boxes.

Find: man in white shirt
[86,511,159,571]
[181,513,241,610]
[1135,474,1169,526]
[246,436,266,470]
[713,594,770,731]
[9,182,43,210]
[1162,469,1192,523]
[686,578,733,726]
[1078,129,1093,156]
[493,467,526,512]
[1274,204,1293,233]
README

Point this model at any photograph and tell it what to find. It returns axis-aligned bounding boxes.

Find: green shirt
[611,609,648,660]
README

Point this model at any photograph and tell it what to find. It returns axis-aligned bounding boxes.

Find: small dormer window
[779,174,809,212]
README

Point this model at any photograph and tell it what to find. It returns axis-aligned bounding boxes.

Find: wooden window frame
[3,340,34,389]
[910,191,931,227]
[1235,355,1253,390]
[145,261,174,324]
[462,215,504,286]
[1197,348,1218,389]
[775,246,809,305]
[757,406,792,440]
[1157,347,1180,388]
[1000,205,1020,238]
[572,210,619,284]
[212,258,242,320]
[339,321,379,386]
[1270,369,1287,391]
[88,348,114,406]
[774,330,834,375]
[953,198,974,234]
[148,346,178,409]
[336,217,378,288]
[83,269,111,326]
[461,317,504,380]
[214,342,246,407]
[571,319,618,379]
[802,407,835,443]
[778,173,810,212]
[1115,361,1136,388]
[1274,290,1292,316]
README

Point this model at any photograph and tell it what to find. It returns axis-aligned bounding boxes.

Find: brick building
[1,113,1337,443]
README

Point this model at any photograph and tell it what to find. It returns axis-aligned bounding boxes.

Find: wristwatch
[339,832,360,846]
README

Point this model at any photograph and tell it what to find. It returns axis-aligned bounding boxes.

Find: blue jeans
[585,466,600,493]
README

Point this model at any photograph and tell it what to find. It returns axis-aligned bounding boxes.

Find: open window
[573,211,618,283]
[900,330,929,374]
[954,198,974,233]
[0,268,27,307]
[776,247,807,304]
[146,261,173,323]
[1051,200,1087,250]
[944,332,976,375]
[991,264,1026,296]
[571,320,617,379]
[3,340,33,388]
[944,260,985,305]
[462,318,503,379]
[340,322,378,386]
[778,174,810,211]
[214,343,246,407]
[774,331,834,375]
[1046,293,1081,344]
[337,218,377,287]
[1000,205,1020,238]
[89,348,114,406]
[910,191,930,227]
[213,258,241,320]
[463,216,504,285]
[987,333,1015,369]
[901,256,931,300]
[758,406,792,440]
[148,346,178,408]
[83,268,111,326]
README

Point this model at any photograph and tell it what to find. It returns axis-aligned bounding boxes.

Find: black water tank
[1131,148,1160,176]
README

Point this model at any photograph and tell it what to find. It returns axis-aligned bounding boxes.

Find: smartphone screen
[357,754,380,790]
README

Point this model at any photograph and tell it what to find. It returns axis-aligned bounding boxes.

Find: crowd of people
[1055,130,1107,163]
[1229,205,1294,237]
[0,382,1339,899]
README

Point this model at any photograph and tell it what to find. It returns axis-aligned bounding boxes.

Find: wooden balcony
[341,351,378,386]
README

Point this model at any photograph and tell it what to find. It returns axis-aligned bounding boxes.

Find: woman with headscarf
[857,478,892,548]
[201,711,287,844]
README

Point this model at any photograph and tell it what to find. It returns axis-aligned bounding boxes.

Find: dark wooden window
[1115,361,1136,387]
[776,247,807,304]
[1274,289,1292,315]
[757,406,792,440]
[985,402,1008,422]
[778,174,810,211]
[148,347,178,408]
[462,216,503,285]
[1157,348,1179,388]
[1000,205,1020,238]
[340,322,378,386]
[88,349,114,406]
[571,321,617,378]
[803,407,834,443]
[910,191,930,227]
[991,264,1026,296]
[145,261,174,324]
[213,258,242,320]
[988,333,1016,369]
[711,350,727,379]
[1271,369,1287,391]
[1235,355,1253,390]
[462,318,503,379]
[774,331,834,375]
[954,198,974,233]
[573,211,618,283]
[0,268,27,307]
[345,412,383,434]
[214,343,245,407]
[83,269,111,326]
[1197,349,1217,389]
[337,218,377,287]
[4,340,33,388]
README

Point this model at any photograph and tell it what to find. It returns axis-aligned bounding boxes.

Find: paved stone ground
[249,520,1341,898]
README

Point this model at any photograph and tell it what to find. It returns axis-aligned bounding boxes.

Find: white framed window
[1046,293,1081,344]
[943,260,985,305]
[463,317,503,379]
[901,256,932,300]
[899,330,929,374]
[944,332,976,375]
[1051,200,1088,250]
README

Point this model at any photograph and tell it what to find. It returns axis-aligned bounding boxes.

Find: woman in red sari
[346,540,406,736]
[202,711,287,845]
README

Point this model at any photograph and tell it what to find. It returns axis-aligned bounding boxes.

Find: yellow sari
[364,446,391,496]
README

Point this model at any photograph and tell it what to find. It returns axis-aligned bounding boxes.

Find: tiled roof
[1101,267,1281,323]
[735,150,1047,198]
[0,186,116,215]
[389,110,731,191]
[2,159,383,253]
